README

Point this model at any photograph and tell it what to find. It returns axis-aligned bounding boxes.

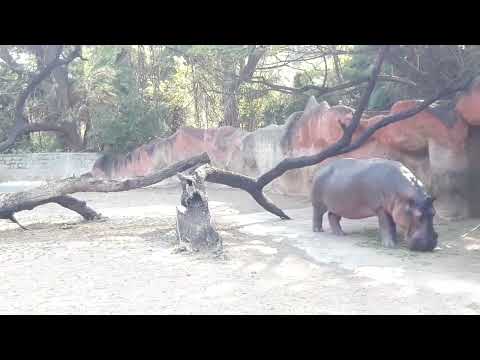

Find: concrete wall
[0,152,101,181]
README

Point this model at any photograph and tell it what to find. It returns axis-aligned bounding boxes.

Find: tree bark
[0,153,211,226]
[0,194,101,227]
[200,165,290,219]
[0,46,83,153]
[175,169,222,253]
[221,54,240,127]
[249,74,416,97]
[0,152,292,229]
[220,46,267,128]
[43,45,81,151]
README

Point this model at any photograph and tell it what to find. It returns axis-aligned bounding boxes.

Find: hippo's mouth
[408,231,438,252]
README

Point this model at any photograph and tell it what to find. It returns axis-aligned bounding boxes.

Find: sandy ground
[1,183,480,314]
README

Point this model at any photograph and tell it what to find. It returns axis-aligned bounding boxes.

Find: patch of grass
[358,228,379,240]
[351,228,381,248]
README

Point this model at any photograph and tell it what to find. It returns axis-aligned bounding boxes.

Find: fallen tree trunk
[0,152,290,229]
[0,153,211,225]
[195,165,290,219]
[0,195,101,223]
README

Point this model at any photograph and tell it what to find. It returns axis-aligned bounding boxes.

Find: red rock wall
[276,98,470,219]
[92,126,245,179]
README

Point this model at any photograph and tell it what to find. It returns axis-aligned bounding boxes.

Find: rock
[456,77,480,126]
[365,100,468,153]
[428,139,469,220]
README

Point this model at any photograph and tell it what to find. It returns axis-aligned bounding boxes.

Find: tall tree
[219,45,267,127]
[0,45,84,152]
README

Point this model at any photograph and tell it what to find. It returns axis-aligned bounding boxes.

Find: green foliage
[89,100,168,154]
[82,46,170,153]
[2,44,480,155]
[341,45,480,109]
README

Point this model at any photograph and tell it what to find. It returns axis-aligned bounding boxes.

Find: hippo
[311,158,438,251]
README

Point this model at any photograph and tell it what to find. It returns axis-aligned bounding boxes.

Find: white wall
[0,153,101,181]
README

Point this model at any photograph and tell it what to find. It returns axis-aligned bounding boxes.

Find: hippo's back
[313,157,406,184]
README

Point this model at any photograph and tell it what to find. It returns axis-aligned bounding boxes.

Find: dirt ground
[1,183,480,314]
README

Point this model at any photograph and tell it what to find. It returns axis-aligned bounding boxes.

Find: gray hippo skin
[311,158,438,251]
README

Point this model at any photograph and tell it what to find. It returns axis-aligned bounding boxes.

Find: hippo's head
[393,196,438,251]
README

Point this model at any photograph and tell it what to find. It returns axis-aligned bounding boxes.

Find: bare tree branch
[199,165,290,219]
[0,152,291,228]
[338,81,471,155]
[0,46,82,153]
[386,47,432,83]
[250,74,417,97]
[330,45,344,83]
[256,46,391,189]
[238,45,267,83]
[0,153,211,225]
[256,46,377,71]
[321,56,328,88]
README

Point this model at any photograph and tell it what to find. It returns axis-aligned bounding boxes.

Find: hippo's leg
[328,212,345,236]
[377,209,397,248]
[313,204,327,232]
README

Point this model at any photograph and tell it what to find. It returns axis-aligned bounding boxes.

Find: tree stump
[175,169,222,254]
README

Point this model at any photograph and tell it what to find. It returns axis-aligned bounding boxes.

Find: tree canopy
[0,45,477,154]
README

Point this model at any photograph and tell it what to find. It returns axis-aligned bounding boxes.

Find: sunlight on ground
[2,185,480,314]
[102,235,144,242]
[239,223,302,239]
[465,243,480,251]
[427,278,480,301]
[0,181,45,192]
[204,283,237,297]
[461,229,480,251]
[236,244,278,255]
[354,266,407,285]
[244,261,268,273]
[274,256,320,279]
